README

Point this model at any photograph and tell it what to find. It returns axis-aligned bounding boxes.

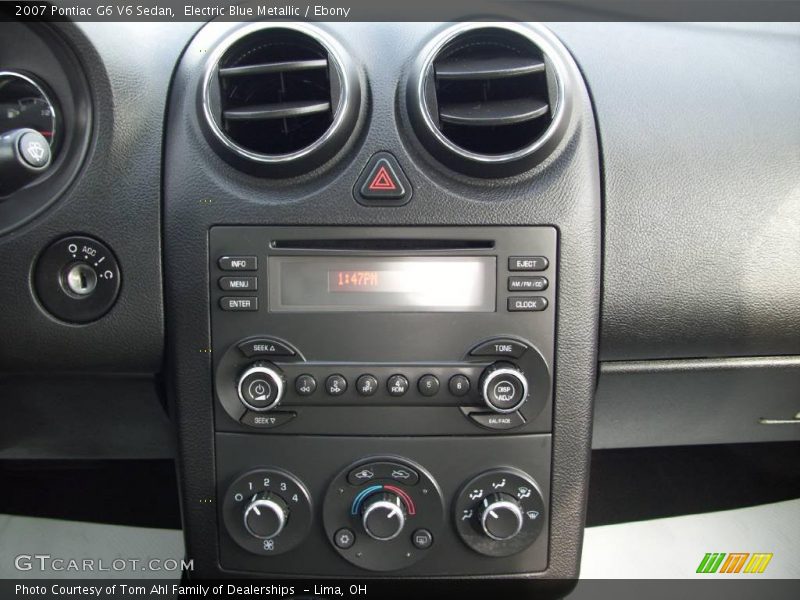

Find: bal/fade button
[467,411,526,430]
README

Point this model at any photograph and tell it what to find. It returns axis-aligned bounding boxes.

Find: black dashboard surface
[0,21,797,475]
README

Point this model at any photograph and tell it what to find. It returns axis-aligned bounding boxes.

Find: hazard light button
[354,152,412,206]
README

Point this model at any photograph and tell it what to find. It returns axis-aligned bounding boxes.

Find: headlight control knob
[361,491,407,541]
[480,362,529,413]
[237,362,285,412]
[479,493,524,541]
[243,492,289,540]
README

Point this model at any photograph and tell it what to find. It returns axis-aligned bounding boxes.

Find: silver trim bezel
[482,366,530,414]
[0,70,58,149]
[201,22,353,166]
[243,495,287,540]
[410,22,572,170]
[237,363,285,412]
[480,498,524,541]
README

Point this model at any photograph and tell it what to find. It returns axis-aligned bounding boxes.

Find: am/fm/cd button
[508,276,548,292]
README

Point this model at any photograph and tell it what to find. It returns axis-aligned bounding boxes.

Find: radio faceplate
[210,226,557,436]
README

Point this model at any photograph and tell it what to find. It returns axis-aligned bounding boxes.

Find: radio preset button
[357,375,379,396]
[508,276,548,292]
[387,375,409,397]
[470,339,528,358]
[449,375,471,396]
[219,256,257,271]
[295,374,317,396]
[238,339,296,358]
[507,296,548,312]
[418,374,440,397]
[508,256,548,271]
[326,374,347,396]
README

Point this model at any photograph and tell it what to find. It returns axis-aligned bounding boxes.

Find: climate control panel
[211,227,555,577]
[218,450,549,574]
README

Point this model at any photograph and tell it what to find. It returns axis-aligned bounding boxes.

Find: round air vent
[202,23,360,177]
[407,23,573,178]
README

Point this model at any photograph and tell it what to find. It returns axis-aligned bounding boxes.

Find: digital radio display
[269,256,496,312]
[330,270,381,290]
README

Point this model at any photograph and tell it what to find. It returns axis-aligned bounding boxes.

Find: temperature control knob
[237,362,285,412]
[480,362,529,413]
[243,492,289,540]
[361,492,407,541]
[479,493,524,541]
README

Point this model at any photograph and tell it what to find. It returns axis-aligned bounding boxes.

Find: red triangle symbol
[368,165,397,191]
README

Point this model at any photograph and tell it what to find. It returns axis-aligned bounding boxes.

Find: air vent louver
[202,24,359,176]
[408,24,572,177]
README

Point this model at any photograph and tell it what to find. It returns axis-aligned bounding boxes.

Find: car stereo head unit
[210,226,556,437]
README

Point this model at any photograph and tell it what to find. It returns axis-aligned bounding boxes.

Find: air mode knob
[243,492,289,540]
[480,362,529,413]
[237,362,285,412]
[361,491,407,541]
[479,493,525,541]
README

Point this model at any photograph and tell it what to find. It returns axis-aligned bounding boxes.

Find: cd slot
[270,238,495,252]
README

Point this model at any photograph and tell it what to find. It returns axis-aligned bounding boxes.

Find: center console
[163,19,600,594]
[210,226,555,574]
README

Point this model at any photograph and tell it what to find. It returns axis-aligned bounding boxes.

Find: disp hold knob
[480,362,529,413]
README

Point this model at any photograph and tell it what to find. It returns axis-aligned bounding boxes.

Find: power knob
[236,362,285,412]
[479,493,525,541]
[243,492,289,540]
[480,362,529,413]
[361,492,407,541]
